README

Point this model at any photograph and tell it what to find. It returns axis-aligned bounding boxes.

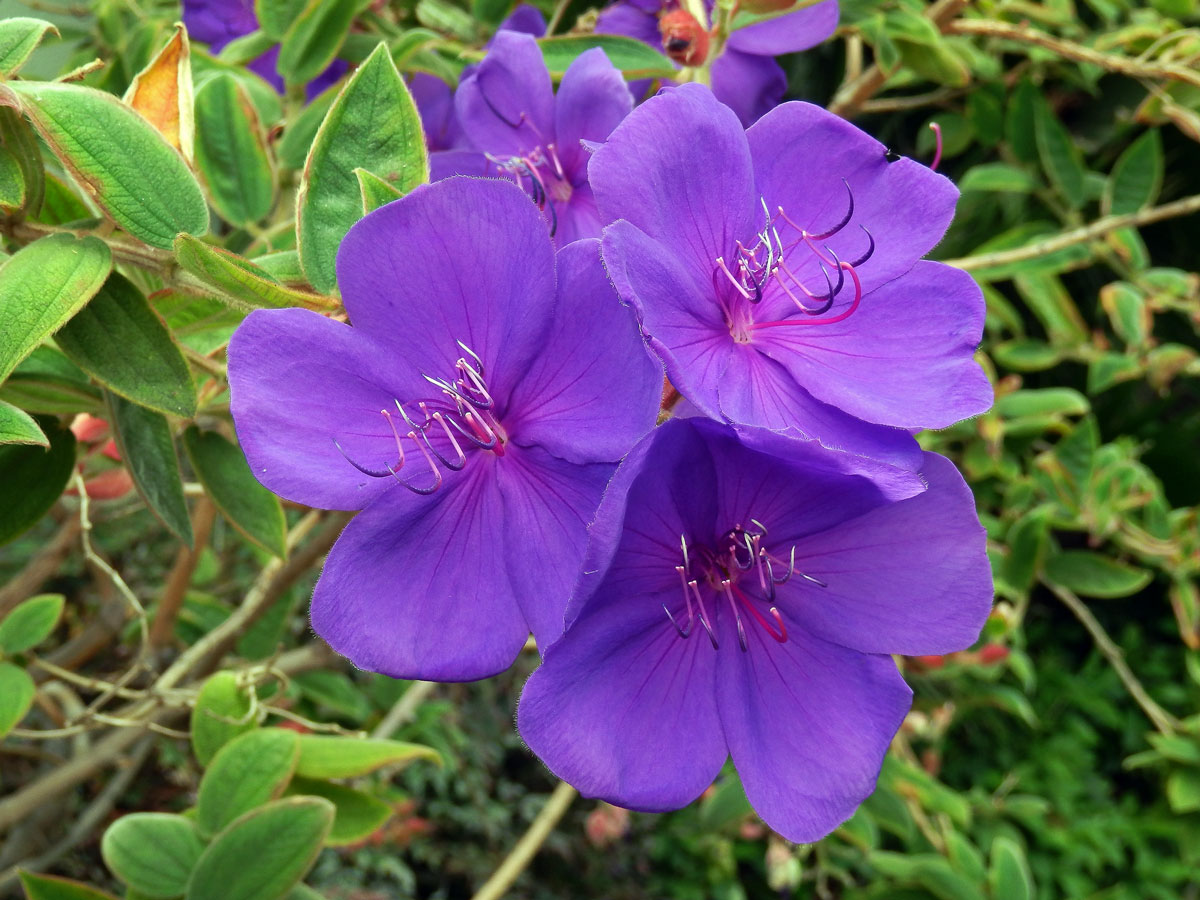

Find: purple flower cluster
[226,12,994,843]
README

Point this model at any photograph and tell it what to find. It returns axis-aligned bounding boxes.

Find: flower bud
[660,10,710,67]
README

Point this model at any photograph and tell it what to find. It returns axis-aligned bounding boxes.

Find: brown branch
[1044,580,1181,735]
[829,0,967,118]
[0,515,80,619]
[149,497,217,650]
[943,193,1200,272]
[944,19,1200,90]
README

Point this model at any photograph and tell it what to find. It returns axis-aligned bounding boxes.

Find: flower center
[334,341,507,495]
[664,520,826,651]
[711,182,876,339]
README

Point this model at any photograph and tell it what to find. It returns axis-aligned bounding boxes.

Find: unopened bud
[660,10,710,67]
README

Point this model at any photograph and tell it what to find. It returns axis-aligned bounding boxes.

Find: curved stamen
[847,225,875,268]
[388,431,442,495]
[477,77,527,130]
[750,260,862,331]
[807,179,854,240]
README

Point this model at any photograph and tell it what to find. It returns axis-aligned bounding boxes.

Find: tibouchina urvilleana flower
[436,31,633,246]
[227,178,661,681]
[411,4,548,153]
[519,418,992,842]
[596,0,839,125]
[593,84,992,466]
[182,0,347,97]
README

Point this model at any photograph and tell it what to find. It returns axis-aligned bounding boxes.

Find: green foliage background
[0,0,1198,897]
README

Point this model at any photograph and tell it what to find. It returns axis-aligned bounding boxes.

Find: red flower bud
[979,643,1010,665]
[660,10,710,67]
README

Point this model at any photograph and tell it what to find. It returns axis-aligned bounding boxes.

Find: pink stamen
[751,261,862,331]
[929,122,943,171]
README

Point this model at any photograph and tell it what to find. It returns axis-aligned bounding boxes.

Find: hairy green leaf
[536,35,675,80]
[107,393,193,546]
[297,42,428,293]
[0,399,46,446]
[197,728,300,838]
[194,74,275,226]
[101,813,206,899]
[0,419,76,546]
[0,593,64,655]
[0,18,59,77]
[0,661,35,738]
[294,734,441,779]
[191,670,257,766]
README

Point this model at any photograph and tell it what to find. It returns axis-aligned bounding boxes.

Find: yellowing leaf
[123,24,195,165]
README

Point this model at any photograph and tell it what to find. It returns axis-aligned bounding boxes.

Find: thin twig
[1044,580,1181,735]
[72,472,149,655]
[945,19,1200,89]
[470,781,578,900]
[944,193,1200,272]
[371,682,436,739]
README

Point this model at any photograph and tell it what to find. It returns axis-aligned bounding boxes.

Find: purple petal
[410,73,466,151]
[498,445,614,647]
[595,1,664,46]
[601,220,730,421]
[305,58,349,99]
[310,460,529,681]
[726,0,839,55]
[754,261,992,428]
[787,451,993,655]
[227,308,426,511]
[555,183,603,245]
[554,48,633,179]
[336,177,555,401]
[429,149,503,181]
[717,628,911,843]
[181,0,257,48]
[710,49,786,127]
[748,101,958,294]
[519,592,725,810]
[496,3,547,37]
[506,239,660,463]
[591,83,757,276]
[247,47,285,93]
[455,31,555,160]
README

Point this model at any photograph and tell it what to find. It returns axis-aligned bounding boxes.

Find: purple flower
[226,178,662,681]
[434,31,633,246]
[518,417,992,842]
[592,84,991,465]
[182,0,347,97]
[411,5,548,154]
[596,0,839,125]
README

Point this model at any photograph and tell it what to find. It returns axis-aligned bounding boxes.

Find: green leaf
[1033,97,1087,209]
[292,670,371,721]
[536,35,675,80]
[0,108,44,216]
[0,399,47,446]
[1105,129,1162,216]
[297,42,427,294]
[18,871,121,900]
[987,836,1034,900]
[991,340,1062,372]
[101,813,206,899]
[294,734,440,779]
[197,728,301,838]
[276,88,335,172]
[1044,551,1152,599]
[191,670,257,766]
[257,0,309,40]
[107,393,193,546]
[4,81,209,248]
[194,74,275,226]
[0,18,59,78]
[56,273,196,418]
[174,234,333,311]
[1166,769,1200,813]
[0,419,76,546]
[1002,508,1049,595]
[0,593,64,655]
[354,167,403,214]
[0,661,35,738]
[1013,272,1089,344]
[183,427,286,558]
[277,0,358,86]
[0,347,103,415]
[0,233,112,384]
[959,163,1038,193]
[185,798,334,900]
[869,851,986,900]
[0,143,26,213]
[995,388,1089,419]
[287,776,392,846]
